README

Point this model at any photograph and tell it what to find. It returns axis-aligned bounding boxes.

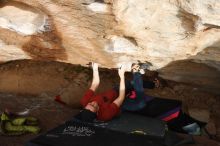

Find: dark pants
[122,73,146,111]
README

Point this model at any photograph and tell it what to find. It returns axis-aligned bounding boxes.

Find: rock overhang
[0,0,220,94]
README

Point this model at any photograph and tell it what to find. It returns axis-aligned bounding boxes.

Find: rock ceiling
[0,0,220,94]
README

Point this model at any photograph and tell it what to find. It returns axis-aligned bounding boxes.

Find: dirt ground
[0,60,220,146]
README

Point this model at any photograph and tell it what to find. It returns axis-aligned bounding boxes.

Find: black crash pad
[93,112,166,138]
[26,113,166,146]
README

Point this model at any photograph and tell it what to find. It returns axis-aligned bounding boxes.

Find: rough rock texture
[0,0,220,94]
[113,0,220,69]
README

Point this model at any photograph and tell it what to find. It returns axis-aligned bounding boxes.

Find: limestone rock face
[113,0,220,69]
[0,0,220,94]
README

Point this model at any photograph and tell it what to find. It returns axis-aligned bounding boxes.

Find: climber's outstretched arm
[113,66,126,107]
[89,63,100,92]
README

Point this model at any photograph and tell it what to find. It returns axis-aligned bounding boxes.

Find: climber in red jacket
[75,62,126,122]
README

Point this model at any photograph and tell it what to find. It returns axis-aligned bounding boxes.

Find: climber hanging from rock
[75,62,206,135]
[75,62,126,122]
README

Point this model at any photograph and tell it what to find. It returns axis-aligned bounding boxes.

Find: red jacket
[80,89,120,121]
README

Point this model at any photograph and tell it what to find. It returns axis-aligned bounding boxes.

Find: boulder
[0,0,220,94]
